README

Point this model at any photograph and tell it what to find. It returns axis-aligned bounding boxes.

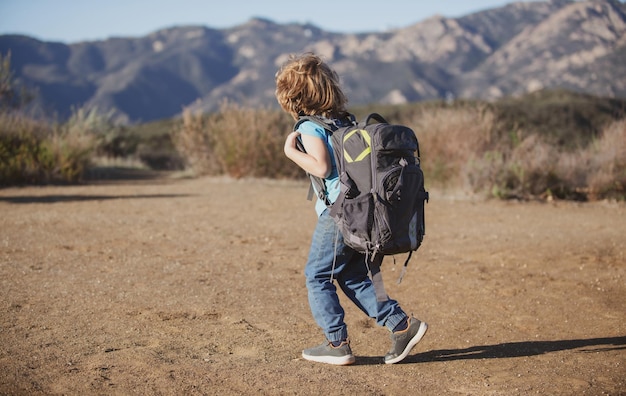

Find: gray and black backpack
[294,113,429,299]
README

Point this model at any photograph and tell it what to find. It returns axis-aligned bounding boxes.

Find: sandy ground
[0,174,625,395]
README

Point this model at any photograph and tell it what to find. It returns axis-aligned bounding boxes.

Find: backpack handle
[364,113,388,125]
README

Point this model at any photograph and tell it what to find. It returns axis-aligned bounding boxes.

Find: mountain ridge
[1,0,625,123]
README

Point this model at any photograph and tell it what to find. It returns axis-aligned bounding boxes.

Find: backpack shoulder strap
[292,116,336,206]
[294,116,336,133]
[292,114,358,206]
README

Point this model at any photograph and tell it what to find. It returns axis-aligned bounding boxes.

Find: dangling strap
[366,253,388,302]
[307,174,332,206]
[307,183,315,201]
[329,225,340,283]
[396,251,413,284]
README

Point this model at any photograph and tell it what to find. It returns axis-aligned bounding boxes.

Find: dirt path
[1,176,624,395]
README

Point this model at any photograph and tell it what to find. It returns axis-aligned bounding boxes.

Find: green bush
[0,112,95,185]
[1,52,101,186]
[491,89,626,150]
[106,118,183,170]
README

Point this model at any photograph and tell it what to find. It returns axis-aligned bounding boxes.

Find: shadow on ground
[85,166,175,183]
[355,336,626,365]
[0,193,194,204]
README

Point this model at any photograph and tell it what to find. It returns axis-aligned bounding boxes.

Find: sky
[1,0,543,43]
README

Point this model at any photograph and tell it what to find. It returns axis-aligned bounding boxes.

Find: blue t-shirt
[296,120,340,216]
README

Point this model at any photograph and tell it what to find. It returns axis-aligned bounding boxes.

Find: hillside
[1,0,625,123]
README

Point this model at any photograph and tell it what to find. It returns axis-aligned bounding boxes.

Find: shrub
[464,118,626,201]
[172,108,219,175]
[1,51,34,111]
[0,113,49,184]
[491,89,626,150]
[393,97,626,201]
[0,110,98,186]
[467,134,566,200]
[169,96,625,201]
[0,52,103,186]
[172,102,301,179]
[569,119,626,200]
[104,118,183,171]
[399,103,496,188]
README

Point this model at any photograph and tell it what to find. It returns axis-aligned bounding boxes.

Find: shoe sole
[302,352,356,365]
[384,321,428,364]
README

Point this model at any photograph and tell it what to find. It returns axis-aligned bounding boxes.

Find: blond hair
[275,53,348,120]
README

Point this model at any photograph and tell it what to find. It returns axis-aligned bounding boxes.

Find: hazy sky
[1,0,545,43]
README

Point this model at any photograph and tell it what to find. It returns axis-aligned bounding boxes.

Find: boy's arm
[284,131,331,178]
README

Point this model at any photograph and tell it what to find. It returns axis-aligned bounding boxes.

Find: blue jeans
[304,209,408,343]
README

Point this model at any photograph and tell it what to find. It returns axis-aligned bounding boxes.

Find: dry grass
[563,119,626,200]
[168,101,625,201]
[172,101,301,179]
[3,94,624,201]
[399,105,496,188]
[391,103,625,201]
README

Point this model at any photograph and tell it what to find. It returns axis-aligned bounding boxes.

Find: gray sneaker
[302,340,356,365]
[384,317,428,364]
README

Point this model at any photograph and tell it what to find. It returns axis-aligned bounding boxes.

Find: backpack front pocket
[339,192,374,251]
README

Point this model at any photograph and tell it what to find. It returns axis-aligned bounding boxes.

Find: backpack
[294,113,428,300]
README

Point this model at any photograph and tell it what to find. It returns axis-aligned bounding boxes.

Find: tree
[0,51,33,111]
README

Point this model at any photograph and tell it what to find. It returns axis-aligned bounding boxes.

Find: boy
[275,53,428,365]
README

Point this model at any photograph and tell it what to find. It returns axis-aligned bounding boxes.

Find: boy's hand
[284,131,331,178]
[284,131,301,154]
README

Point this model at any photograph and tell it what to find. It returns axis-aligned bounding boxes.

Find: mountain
[1,0,625,123]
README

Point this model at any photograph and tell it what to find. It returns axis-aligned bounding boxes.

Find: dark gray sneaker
[302,340,355,365]
[384,317,428,364]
